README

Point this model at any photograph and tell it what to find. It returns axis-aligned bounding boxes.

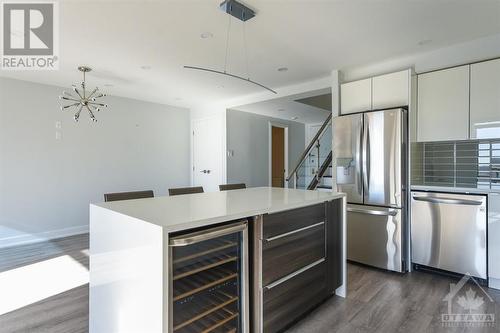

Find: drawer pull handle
[264,258,325,290]
[169,222,247,247]
[264,222,325,242]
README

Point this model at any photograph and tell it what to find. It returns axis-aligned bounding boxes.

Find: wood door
[271,126,285,187]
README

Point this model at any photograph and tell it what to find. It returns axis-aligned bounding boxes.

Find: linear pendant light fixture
[184,0,277,94]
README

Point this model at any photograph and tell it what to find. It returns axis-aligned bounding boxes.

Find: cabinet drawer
[262,222,325,286]
[263,203,324,239]
[263,260,327,333]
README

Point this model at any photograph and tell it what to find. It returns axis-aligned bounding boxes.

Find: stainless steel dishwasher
[411,191,487,279]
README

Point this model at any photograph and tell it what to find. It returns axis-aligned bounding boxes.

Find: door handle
[412,196,483,206]
[362,120,369,195]
[199,170,211,174]
[347,207,398,216]
[356,118,362,196]
[169,221,247,247]
[264,222,325,242]
[264,258,325,290]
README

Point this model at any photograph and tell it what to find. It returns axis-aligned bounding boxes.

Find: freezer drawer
[411,191,487,279]
[347,204,403,272]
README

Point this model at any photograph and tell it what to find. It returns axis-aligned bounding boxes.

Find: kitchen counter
[92,187,345,233]
[89,187,346,333]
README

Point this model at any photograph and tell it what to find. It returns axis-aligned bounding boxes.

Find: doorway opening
[269,123,288,188]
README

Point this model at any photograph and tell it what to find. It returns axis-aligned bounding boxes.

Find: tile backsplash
[411,139,500,190]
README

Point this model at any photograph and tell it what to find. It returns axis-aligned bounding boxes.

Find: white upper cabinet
[417,65,470,142]
[470,58,500,139]
[340,78,372,114]
[372,70,410,110]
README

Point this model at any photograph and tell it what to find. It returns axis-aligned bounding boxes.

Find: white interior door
[192,116,224,192]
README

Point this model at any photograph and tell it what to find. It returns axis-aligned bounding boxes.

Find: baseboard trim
[489,277,500,290]
[0,225,89,249]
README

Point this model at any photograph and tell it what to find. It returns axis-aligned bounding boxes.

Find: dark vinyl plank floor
[0,234,499,332]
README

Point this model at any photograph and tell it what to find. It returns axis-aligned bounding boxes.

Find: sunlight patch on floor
[0,255,89,315]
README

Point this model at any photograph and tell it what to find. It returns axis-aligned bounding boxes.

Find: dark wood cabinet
[263,261,327,333]
[262,222,325,286]
[262,203,324,239]
[253,199,343,333]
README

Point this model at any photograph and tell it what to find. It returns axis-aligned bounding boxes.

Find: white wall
[0,77,190,247]
[226,109,305,187]
[341,33,500,81]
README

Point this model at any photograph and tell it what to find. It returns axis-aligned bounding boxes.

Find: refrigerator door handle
[347,207,398,216]
[362,122,370,195]
[356,118,363,196]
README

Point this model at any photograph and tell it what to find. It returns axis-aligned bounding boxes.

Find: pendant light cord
[224,15,232,73]
[243,22,249,80]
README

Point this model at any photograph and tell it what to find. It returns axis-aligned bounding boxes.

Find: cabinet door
[372,70,409,109]
[417,65,470,142]
[340,78,371,114]
[489,193,500,289]
[470,59,500,139]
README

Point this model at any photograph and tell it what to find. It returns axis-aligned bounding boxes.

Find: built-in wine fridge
[168,221,249,333]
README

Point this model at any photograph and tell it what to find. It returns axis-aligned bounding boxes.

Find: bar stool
[104,190,154,202]
[168,186,204,196]
[219,183,246,191]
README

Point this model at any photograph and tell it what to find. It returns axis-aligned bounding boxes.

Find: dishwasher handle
[169,221,247,247]
[412,195,483,206]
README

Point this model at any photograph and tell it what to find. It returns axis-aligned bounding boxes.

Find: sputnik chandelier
[59,66,108,122]
[184,0,277,94]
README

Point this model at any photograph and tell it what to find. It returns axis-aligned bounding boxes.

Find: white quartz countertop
[92,187,345,233]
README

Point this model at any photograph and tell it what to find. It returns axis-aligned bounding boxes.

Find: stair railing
[286,113,332,188]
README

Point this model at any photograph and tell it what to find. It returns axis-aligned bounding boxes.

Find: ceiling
[1,0,500,109]
[232,89,331,124]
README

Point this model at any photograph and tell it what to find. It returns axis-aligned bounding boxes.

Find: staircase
[286,114,333,191]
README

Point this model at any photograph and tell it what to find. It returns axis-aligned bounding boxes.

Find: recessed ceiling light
[277,67,288,72]
[418,39,432,46]
[200,32,214,39]
[277,108,285,112]
[291,116,298,120]
[175,97,182,101]
[140,65,151,70]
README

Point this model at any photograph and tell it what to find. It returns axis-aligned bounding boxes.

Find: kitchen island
[90,187,346,333]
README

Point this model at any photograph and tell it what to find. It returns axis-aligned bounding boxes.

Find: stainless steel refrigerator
[333,108,408,272]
